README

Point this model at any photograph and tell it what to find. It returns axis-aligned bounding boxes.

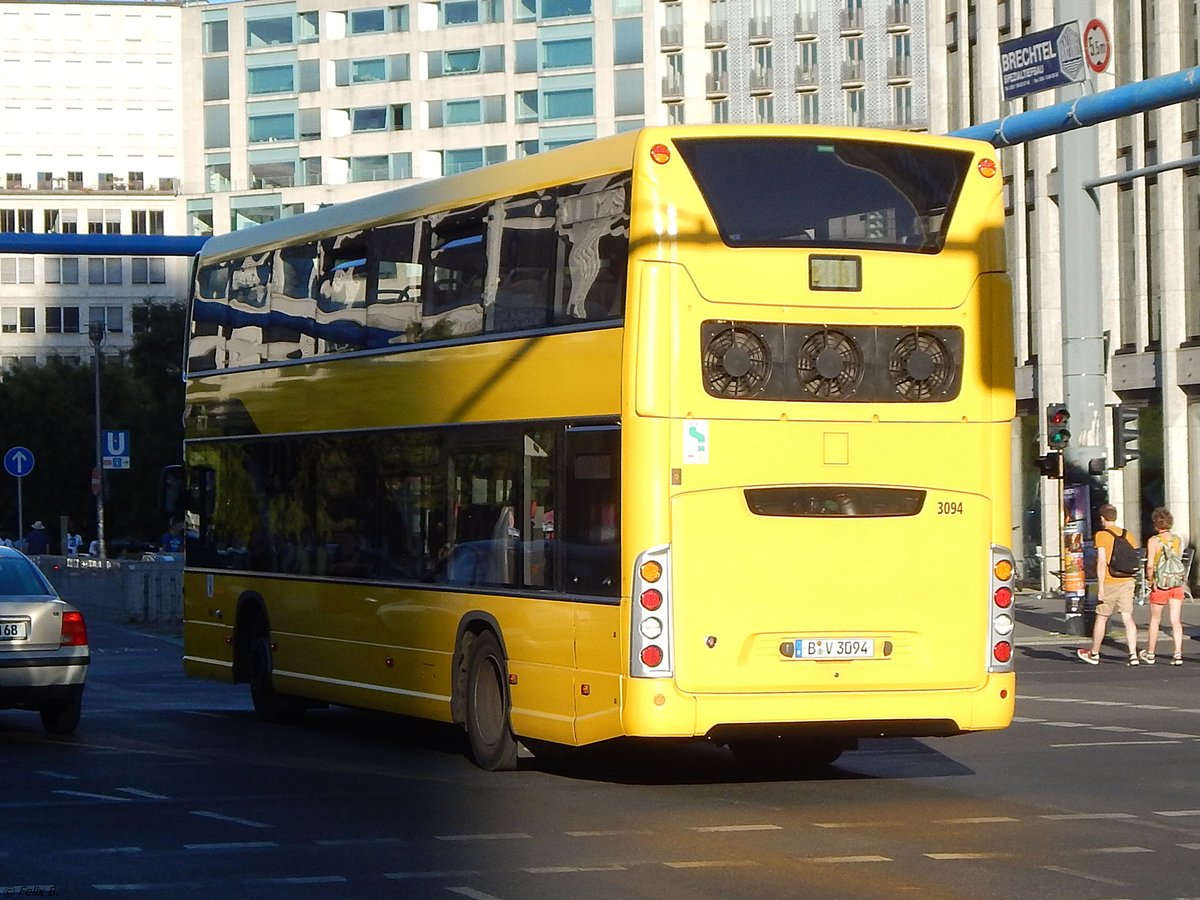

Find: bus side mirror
[160,465,186,516]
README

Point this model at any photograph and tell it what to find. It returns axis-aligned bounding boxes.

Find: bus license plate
[794,638,874,660]
[1,621,29,641]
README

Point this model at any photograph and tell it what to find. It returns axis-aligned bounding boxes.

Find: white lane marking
[318,837,410,847]
[183,841,278,851]
[692,824,782,833]
[1156,810,1200,817]
[1040,813,1137,821]
[116,788,170,800]
[813,822,896,829]
[525,865,629,873]
[1011,716,1046,723]
[1179,843,1200,850]
[1090,725,1141,733]
[1038,721,1091,728]
[385,871,480,880]
[37,770,79,780]
[664,860,758,869]
[801,855,892,864]
[251,876,348,885]
[1077,700,1131,706]
[1039,865,1130,886]
[926,852,1010,860]
[567,830,649,837]
[1049,740,1182,748]
[935,817,1019,825]
[1080,846,1153,854]
[1145,731,1200,739]
[1128,704,1175,711]
[436,833,530,842]
[447,888,506,900]
[62,847,142,856]
[190,810,273,829]
[54,790,134,802]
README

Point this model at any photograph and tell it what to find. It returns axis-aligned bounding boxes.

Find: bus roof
[196,125,991,266]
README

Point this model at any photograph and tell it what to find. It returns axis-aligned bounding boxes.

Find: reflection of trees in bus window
[371,220,425,346]
[555,174,630,323]
[491,192,556,333]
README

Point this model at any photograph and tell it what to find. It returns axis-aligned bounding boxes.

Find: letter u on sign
[104,430,129,456]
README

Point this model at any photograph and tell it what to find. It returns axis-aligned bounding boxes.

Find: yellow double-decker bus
[173,125,1016,770]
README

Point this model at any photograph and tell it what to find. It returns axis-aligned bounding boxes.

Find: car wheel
[40,692,82,735]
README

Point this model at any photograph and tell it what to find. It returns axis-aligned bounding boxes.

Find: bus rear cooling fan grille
[702,326,771,398]
[888,330,955,400]
[797,330,864,399]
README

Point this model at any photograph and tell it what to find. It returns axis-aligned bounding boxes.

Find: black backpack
[1105,528,1140,578]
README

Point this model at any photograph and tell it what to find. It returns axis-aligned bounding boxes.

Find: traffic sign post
[1084,18,1111,74]
[4,446,35,548]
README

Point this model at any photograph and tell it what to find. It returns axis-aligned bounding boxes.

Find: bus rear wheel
[248,635,305,724]
[464,630,519,771]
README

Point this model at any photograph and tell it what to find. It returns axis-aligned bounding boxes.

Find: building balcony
[662,75,684,101]
[841,59,865,83]
[750,67,774,94]
[706,71,729,97]
[795,65,818,88]
[887,4,912,29]
[749,16,772,43]
[840,8,864,32]
[705,19,728,46]
[795,12,817,37]
[888,56,911,79]
[660,24,683,51]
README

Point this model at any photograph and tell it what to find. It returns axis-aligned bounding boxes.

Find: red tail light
[993,586,1013,608]
[640,645,664,668]
[60,610,88,647]
[992,641,1012,664]
[639,589,663,611]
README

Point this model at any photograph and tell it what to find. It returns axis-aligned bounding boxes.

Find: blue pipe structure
[0,232,206,256]
[951,65,1200,147]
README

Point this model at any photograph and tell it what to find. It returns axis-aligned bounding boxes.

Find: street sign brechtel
[1000,20,1087,102]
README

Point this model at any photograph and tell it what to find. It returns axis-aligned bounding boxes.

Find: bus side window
[424,204,488,341]
[370,220,425,346]
[267,242,319,361]
[189,262,229,372]
[555,174,630,324]
[492,192,556,334]
[227,253,272,367]
[317,232,369,353]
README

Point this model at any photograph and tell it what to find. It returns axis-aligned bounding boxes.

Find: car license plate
[793,638,874,660]
[0,620,29,641]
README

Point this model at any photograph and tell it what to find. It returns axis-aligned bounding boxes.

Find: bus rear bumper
[621,672,1015,740]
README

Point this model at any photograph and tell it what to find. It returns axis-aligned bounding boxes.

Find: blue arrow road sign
[3,446,34,478]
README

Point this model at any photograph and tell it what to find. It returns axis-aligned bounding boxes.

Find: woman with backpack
[1140,506,1187,666]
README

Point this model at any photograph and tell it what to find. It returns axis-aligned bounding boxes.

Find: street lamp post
[89,320,107,560]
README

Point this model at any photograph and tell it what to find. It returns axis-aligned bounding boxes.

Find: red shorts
[1149,585,1185,606]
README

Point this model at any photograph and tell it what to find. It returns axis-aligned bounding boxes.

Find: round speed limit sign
[1084,18,1111,74]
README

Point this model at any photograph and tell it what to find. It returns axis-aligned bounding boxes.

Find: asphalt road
[2,619,1199,899]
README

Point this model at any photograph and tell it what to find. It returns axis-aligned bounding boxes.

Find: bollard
[1064,591,1087,636]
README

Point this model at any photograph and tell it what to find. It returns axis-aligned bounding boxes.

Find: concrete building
[3,0,1199,586]
[0,0,190,366]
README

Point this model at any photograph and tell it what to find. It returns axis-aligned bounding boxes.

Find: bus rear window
[673,138,973,253]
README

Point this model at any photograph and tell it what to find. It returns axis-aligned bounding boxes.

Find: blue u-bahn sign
[1000,21,1087,102]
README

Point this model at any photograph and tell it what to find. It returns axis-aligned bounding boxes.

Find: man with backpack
[1077,504,1142,666]
[1140,506,1187,666]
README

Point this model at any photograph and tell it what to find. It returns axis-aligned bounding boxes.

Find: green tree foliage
[0,303,186,550]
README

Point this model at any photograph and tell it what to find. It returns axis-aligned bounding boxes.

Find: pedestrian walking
[24,521,49,556]
[1077,504,1142,666]
[1140,507,1187,666]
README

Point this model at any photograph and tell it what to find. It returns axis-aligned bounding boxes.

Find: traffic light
[1046,404,1071,450]
[1112,404,1140,467]
[1035,451,1064,479]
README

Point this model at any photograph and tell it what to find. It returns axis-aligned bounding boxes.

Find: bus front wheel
[463,630,519,771]
[248,635,305,724]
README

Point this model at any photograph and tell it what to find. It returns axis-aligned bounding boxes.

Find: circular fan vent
[889,330,954,400]
[703,327,771,397]
[797,330,864,399]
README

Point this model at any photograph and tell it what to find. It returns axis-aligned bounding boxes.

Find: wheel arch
[450,610,508,728]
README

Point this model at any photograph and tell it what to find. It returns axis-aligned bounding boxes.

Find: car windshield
[0,557,54,596]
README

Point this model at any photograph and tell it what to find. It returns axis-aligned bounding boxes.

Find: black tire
[464,631,519,771]
[40,690,82,735]
[248,635,305,724]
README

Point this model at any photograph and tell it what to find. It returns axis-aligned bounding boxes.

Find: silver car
[0,546,89,734]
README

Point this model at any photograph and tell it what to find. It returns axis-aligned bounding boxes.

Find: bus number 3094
[937,501,964,515]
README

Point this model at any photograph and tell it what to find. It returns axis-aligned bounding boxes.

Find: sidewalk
[1015,589,1200,649]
